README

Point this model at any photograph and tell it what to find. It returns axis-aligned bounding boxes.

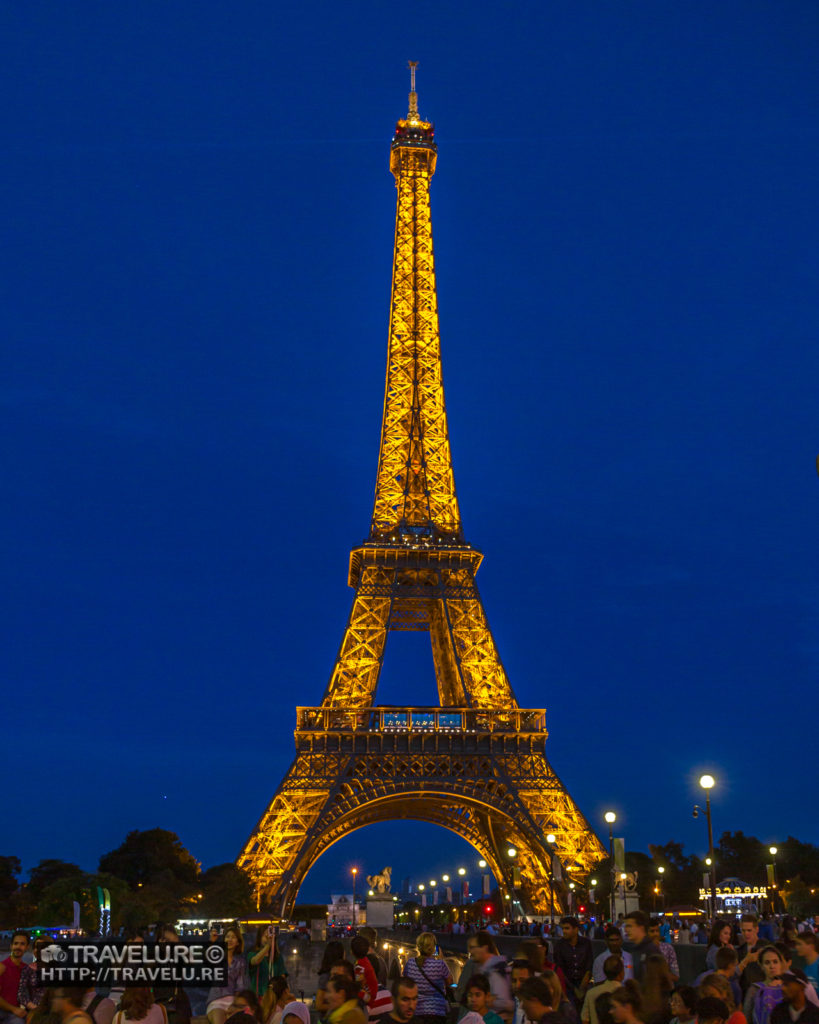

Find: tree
[780,837,819,887]
[198,864,254,918]
[28,860,84,904]
[99,829,200,890]
[0,856,21,925]
[648,842,700,905]
[715,831,766,883]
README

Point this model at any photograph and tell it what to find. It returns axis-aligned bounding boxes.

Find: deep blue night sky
[4,3,819,903]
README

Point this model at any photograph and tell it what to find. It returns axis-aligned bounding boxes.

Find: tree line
[0,828,255,931]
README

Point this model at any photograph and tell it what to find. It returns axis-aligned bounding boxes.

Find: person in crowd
[113,990,167,1024]
[758,919,777,946]
[325,977,367,1024]
[742,946,785,1024]
[261,978,293,1024]
[210,930,221,945]
[770,975,819,1024]
[327,965,367,1018]
[207,926,250,1024]
[464,977,504,1024]
[247,928,286,1000]
[386,980,418,1024]
[18,937,49,1015]
[510,961,534,1024]
[358,931,388,989]
[780,922,799,955]
[277,1002,309,1024]
[609,982,644,1024]
[698,972,745,1024]
[648,922,678,984]
[153,924,192,1024]
[794,934,819,995]
[52,989,94,1024]
[554,919,593,1011]
[738,917,768,995]
[580,956,624,1024]
[704,925,737,970]
[668,987,697,1024]
[696,947,743,1008]
[518,975,572,1024]
[224,990,263,1024]
[316,944,347,1016]
[81,988,115,1024]
[536,943,568,996]
[676,924,690,947]
[592,932,633,984]
[28,988,61,1024]
[623,913,659,983]
[467,932,513,1020]
[0,931,30,1024]
[351,938,378,1011]
[695,998,730,1024]
[640,955,672,1024]
[402,932,451,1024]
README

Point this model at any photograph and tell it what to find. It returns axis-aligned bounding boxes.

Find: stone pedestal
[366,894,395,929]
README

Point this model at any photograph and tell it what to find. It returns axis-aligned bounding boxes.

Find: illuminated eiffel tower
[238,66,604,916]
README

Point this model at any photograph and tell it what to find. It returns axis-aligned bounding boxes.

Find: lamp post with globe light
[351,867,358,931]
[769,846,778,912]
[546,834,557,926]
[604,812,617,923]
[698,775,717,918]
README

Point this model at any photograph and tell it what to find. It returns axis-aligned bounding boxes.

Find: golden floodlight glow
[235,70,606,919]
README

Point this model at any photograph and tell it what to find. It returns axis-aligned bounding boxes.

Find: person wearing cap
[770,974,819,1024]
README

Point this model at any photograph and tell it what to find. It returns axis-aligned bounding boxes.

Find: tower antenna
[408,60,419,121]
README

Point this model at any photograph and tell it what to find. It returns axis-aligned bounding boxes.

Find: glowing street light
[442,874,450,882]
[507,847,517,858]
[458,867,466,876]
[478,860,487,868]
[698,774,717,917]
[604,811,617,922]
[351,867,358,930]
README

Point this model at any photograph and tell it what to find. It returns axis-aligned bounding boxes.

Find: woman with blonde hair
[699,973,745,1024]
[402,932,452,1024]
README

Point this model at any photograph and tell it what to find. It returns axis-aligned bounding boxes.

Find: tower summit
[237,74,603,917]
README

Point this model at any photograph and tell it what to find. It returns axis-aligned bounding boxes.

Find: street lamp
[458,867,466,876]
[351,867,358,931]
[442,874,450,882]
[546,833,557,927]
[507,847,517,858]
[478,860,487,868]
[699,775,717,918]
[769,846,778,911]
[604,812,616,923]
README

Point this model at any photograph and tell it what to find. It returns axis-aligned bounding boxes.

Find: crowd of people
[3,910,819,1024]
[0,923,298,1024]
[369,913,819,1024]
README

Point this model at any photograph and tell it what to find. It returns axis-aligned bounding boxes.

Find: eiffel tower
[238,66,604,916]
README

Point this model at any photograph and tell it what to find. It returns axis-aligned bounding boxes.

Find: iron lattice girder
[237,100,605,913]
[372,132,460,538]
[323,548,517,708]
[236,713,604,917]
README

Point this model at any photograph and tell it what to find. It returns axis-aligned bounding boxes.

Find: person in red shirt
[0,931,29,1023]
[351,938,378,1009]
